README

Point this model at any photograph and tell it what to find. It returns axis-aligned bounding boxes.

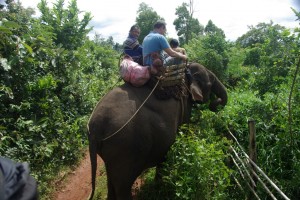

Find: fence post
[248,119,257,199]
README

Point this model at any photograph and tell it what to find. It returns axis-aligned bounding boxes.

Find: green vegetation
[173,2,204,45]
[137,127,232,200]
[1,0,299,199]
[0,0,119,197]
[135,2,164,44]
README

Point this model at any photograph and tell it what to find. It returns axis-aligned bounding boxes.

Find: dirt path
[52,151,143,200]
[52,152,103,200]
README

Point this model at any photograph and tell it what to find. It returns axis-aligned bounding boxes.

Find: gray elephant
[87,63,228,200]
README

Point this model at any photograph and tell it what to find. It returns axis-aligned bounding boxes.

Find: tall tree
[204,20,225,38]
[0,0,35,40]
[135,2,163,43]
[0,0,37,103]
[173,0,204,45]
[37,0,92,50]
[236,21,285,48]
[185,21,229,81]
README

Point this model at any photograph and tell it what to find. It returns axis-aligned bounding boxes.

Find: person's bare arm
[164,48,188,61]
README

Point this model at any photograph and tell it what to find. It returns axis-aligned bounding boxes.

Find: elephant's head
[188,63,228,112]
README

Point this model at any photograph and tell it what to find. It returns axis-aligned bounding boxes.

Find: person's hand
[181,54,188,61]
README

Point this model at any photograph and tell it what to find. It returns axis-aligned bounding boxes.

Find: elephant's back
[88,84,146,138]
[88,83,182,165]
[88,83,179,140]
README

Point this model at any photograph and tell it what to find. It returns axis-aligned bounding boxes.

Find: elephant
[87,63,228,200]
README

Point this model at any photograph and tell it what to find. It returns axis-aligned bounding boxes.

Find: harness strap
[180,96,185,124]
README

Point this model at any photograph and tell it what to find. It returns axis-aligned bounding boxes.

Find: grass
[93,164,108,199]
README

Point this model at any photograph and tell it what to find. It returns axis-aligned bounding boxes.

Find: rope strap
[102,78,162,141]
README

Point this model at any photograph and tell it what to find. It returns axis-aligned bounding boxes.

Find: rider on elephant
[123,25,143,65]
[142,20,188,66]
[165,38,187,65]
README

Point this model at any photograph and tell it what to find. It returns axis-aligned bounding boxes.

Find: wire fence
[228,120,290,200]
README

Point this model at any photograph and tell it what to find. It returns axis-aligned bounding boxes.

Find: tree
[135,3,163,43]
[1,1,120,197]
[173,0,204,45]
[0,0,37,103]
[184,21,229,81]
[235,21,298,96]
[243,47,261,67]
[37,0,92,50]
[236,21,285,48]
[204,20,225,38]
[237,22,290,72]
[0,0,35,46]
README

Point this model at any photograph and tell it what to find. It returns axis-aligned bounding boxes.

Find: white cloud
[20,0,300,43]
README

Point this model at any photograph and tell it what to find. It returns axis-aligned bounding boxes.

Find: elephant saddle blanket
[120,55,150,87]
[147,64,188,100]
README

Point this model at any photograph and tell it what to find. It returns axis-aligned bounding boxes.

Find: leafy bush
[0,0,120,197]
[185,35,228,82]
[136,125,232,200]
[219,82,300,198]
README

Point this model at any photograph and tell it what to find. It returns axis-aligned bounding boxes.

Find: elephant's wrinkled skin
[87,63,227,200]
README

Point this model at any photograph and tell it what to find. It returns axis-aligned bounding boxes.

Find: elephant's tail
[87,126,97,200]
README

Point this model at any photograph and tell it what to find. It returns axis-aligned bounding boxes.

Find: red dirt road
[51,151,142,200]
[52,152,103,200]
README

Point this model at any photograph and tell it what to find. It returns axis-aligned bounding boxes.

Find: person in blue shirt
[123,25,143,65]
[142,20,187,66]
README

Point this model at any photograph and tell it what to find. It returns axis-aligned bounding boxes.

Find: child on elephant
[165,38,187,65]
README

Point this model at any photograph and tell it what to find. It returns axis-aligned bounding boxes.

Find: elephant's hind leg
[106,176,117,200]
[106,163,143,200]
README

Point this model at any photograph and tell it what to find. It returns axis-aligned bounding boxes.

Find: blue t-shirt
[142,31,170,66]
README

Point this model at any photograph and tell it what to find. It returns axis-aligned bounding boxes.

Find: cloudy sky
[18,0,300,43]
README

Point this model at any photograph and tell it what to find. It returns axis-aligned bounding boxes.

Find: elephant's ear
[190,82,203,102]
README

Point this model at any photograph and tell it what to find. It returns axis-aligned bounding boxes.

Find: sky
[15,0,300,43]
